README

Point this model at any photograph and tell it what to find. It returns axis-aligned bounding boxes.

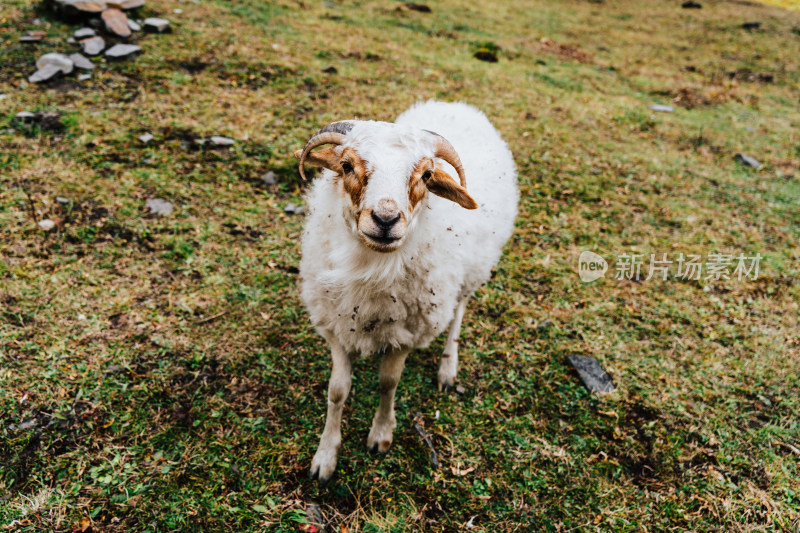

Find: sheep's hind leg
[367,349,409,454]
[310,338,351,488]
[438,298,467,392]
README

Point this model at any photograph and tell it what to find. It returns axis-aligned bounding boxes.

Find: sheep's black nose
[371,210,400,230]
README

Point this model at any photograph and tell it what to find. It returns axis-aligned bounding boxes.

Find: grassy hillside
[1,0,799,531]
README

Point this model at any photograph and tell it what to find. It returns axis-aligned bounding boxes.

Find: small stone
[119,0,145,8]
[29,64,64,83]
[145,198,173,215]
[81,36,106,56]
[32,18,42,25]
[16,111,36,120]
[105,43,142,59]
[56,197,71,204]
[404,2,432,12]
[455,385,466,394]
[38,219,56,231]
[67,37,76,44]
[649,104,674,112]
[74,27,96,39]
[127,18,141,31]
[138,133,154,143]
[210,135,235,146]
[734,153,762,169]
[567,354,616,393]
[681,1,702,7]
[78,73,92,81]
[261,171,277,185]
[321,66,338,74]
[70,53,95,70]
[173,8,182,14]
[294,205,307,215]
[474,50,498,63]
[36,52,74,74]
[19,31,46,42]
[143,17,171,33]
[103,8,132,37]
[57,0,107,14]
[284,203,297,214]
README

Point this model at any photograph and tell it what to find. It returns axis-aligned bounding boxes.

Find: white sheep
[295,100,518,486]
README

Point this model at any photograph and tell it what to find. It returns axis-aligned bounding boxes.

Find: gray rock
[210,135,235,146]
[105,43,141,59]
[19,31,46,42]
[734,153,761,169]
[261,171,277,185]
[69,53,94,70]
[138,133,154,143]
[81,36,105,56]
[567,354,616,393]
[127,18,141,31]
[36,52,74,74]
[284,203,297,214]
[78,73,92,81]
[102,8,132,37]
[74,27,96,39]
[143,17,171,33]
[66,37,76,44]
[294,205,306,215]
[56,197,71,204]
[29,64,64,83]
[9,418,37,432]
[38,219,57,231]
[16,111,36,120]
[649,104,674,113]
[145,198,173,215]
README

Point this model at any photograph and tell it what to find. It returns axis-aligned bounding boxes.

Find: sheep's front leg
[438,298,468,392]
[310,339,351,487]
[367,349,409,454]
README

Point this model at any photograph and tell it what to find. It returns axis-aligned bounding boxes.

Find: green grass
[1,0,800,531]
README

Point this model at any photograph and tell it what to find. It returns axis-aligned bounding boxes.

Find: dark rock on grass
[13,112,63,131]
[405,2,432,12]
[143,17,171,33]
[734,153,761,169]
[681,1,701,8]
[474,50,498,62]
[80,35,105,56]
[321,65,338,74]
[567,354,616,393]
[102,8,132,37]
[742,21,761,31]
[74,27,96,39]
[105,43,141,59]
[19,31,47,42]
[145,198,173,215]
[70,53,95,70]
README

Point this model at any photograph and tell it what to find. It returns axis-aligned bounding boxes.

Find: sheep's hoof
[367,440,391,455]
[309,448,337,488]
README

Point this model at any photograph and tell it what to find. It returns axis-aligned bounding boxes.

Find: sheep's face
[298,122,477,253]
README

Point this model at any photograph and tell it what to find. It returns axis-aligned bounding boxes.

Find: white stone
[36,53,74,74]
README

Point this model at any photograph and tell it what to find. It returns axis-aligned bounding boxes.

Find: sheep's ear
[294,147,339,170]
[426,168,478,210]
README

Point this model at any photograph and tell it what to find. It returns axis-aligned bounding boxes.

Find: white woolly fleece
[299,101,519,356]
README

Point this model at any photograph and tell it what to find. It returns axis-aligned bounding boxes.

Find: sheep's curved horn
[297,121,357,180]
[426,130,467,188]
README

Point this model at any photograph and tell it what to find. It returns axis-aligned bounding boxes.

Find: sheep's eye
[421,169,432,181]
[341,160,354,174]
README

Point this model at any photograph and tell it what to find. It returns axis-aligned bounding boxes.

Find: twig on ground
[411,411,439,469]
